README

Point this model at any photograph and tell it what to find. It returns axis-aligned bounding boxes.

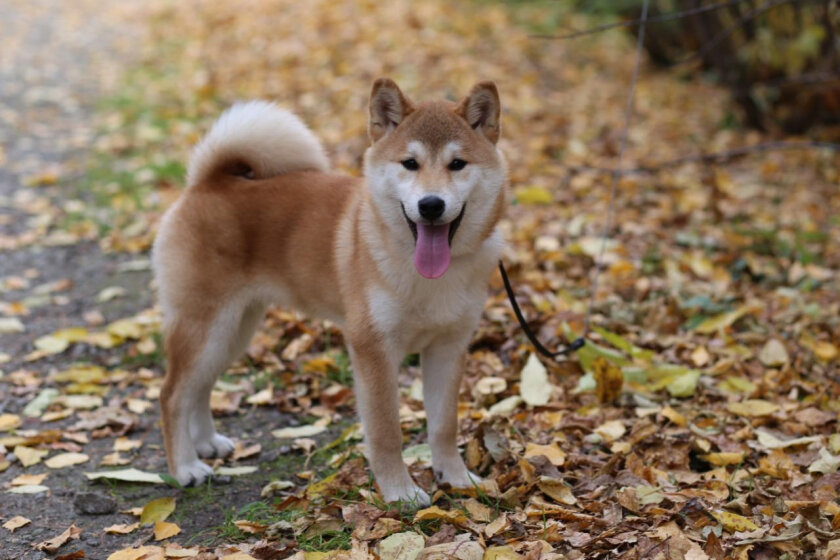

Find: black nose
[418,195,445,221]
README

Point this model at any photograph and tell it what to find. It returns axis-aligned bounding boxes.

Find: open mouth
[401,203,466,279]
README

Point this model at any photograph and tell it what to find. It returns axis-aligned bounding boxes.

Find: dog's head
[364,79,507,279]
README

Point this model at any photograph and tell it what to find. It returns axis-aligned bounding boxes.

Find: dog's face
[364,79,507,279]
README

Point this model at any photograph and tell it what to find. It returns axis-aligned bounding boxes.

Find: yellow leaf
[104,523,140,534]
[140,496,176,524]
[11,473,47,486]
[661,406,686,427]
[537,476,577,505]
[726,400,780,417]
[45,452,89,469]
[593,357,623,403]
[699,452,745,466]
[0,413,21,432]
[524,442,566,466]
[106,318,143,340]
[667,371,700,398]
[515,185,552,205]
[14,445,48,467]
[694,304,759,334]
[800,334,838,362]
[711,510,758,533]
[153,520,181,540]
[106,547,158,560]
[413,505,467,524]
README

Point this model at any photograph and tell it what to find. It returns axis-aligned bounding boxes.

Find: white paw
[380,482,431,508]
[174,459,214,487]
[437,467,482,489]
[195,433,235,459]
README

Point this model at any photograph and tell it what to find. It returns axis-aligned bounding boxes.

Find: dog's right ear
[369,78,413,143]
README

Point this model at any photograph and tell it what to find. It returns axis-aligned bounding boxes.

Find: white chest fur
[367,229,502,354]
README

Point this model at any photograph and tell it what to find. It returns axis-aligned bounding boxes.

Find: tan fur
[154,81,507,503]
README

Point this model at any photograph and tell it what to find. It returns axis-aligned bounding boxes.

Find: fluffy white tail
[187,101,329,187]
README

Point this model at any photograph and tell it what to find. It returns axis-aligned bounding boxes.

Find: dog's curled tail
[187,101,329,188]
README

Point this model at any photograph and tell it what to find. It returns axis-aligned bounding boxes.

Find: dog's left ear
[369,78,414,143]
[455,81,501,145]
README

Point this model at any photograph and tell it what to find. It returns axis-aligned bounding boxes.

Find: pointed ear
[369,78,414,143]
[455,81,501,144]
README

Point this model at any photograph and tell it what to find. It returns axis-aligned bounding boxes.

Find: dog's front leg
[349,342,430,507]
[421,334,481,489]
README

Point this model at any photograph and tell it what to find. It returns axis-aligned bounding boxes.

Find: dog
[153,78,507,504]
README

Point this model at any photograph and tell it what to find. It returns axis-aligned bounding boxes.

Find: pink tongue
[414,222,451,279]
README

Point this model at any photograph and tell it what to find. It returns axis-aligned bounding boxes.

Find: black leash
[500,0,650,360]
[498,260,585,358]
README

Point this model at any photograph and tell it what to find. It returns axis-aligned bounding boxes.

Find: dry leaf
[520,353,551,407]
[153,520,181,540]
[3,516,31,532]
[593,357,623,403]
[140,496,176,524]
[34,524,81,552]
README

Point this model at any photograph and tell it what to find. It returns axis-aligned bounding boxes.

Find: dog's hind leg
[160,317,215,487]
[190,301,266,459]
[161,299,263,486]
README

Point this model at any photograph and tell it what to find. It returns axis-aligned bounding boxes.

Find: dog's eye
[401,158,419,171]
[448,159,467,171]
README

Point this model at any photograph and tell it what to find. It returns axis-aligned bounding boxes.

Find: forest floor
[0,1,838,559]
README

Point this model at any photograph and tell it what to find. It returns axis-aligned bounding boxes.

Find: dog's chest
[367,269,486,352]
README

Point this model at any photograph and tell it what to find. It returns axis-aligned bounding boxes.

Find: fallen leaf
[3,516,31,532]
[520,353,551,406]
[141,496,176,524]
[755,429,822,450]
[0,413,22,431]
[726,399,780,417]
[593,357,623,403]
[45,452,89,468]
[104,523,140,534]
[808,447,840,474]
[34,524,81,552]
[11,473,47,486]
[153,520,181,540]
[14,445,48,467]
[524,442,566,466]
[84,468,164,483]
[699,452,745,466]
[7,484,50,494]
[758,339,789,367]
[376,531,425,560]
[710,510,758,533]
[272,425,327,439]
[414,506,467,524]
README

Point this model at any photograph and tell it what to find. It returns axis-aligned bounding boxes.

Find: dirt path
[0,3,318,558]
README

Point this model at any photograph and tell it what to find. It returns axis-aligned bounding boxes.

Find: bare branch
[567,140,840,176]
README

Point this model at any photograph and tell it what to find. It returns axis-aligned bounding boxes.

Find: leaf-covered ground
[1,1,839,559]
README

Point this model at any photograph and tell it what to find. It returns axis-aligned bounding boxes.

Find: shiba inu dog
[153,79,507,504]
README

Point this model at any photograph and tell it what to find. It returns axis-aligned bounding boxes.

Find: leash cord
[500,0,650,360]
[498,260,585,358]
